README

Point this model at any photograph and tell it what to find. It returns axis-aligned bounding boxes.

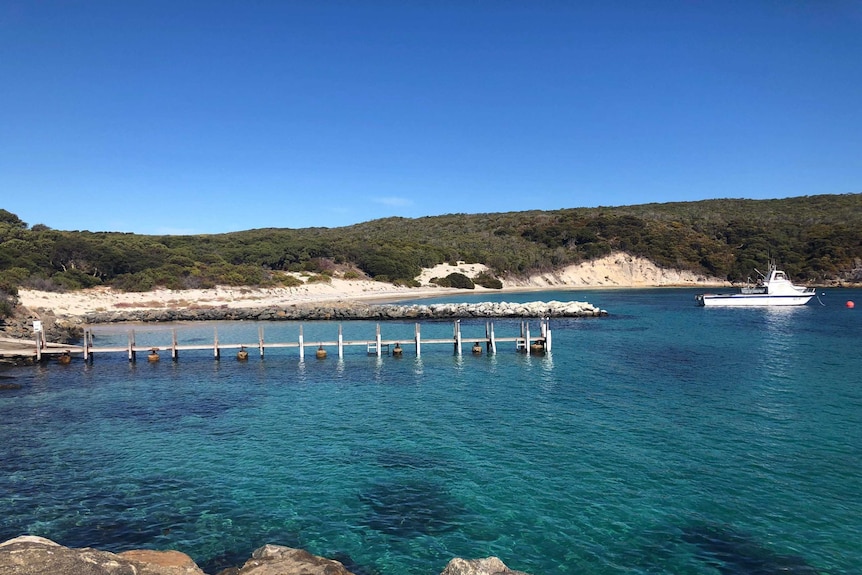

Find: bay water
[1,288,860,574]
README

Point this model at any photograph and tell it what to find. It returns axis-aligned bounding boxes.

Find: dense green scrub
[2,193,861,316]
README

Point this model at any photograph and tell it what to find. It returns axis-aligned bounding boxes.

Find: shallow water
[1,288,860,575]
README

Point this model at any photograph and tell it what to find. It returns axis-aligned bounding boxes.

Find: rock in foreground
[0,536,533,575]
[441,556,531,575]
[0,536,204,575]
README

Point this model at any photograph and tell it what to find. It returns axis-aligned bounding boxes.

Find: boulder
[0,536,204,575]
[223,544,355,575]
[0,537,534,575]
[441,556,531,575]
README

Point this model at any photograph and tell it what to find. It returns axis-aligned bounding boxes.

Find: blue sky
[2,1,860,235]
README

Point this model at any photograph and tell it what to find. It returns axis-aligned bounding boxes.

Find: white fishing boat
[696,265,815,307]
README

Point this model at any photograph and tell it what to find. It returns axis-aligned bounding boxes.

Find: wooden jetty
[26,319,552,363]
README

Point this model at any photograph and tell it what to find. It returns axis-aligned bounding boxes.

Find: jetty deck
[17,319,553,363]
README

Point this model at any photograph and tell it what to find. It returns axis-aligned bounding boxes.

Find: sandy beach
[16,254,727,318]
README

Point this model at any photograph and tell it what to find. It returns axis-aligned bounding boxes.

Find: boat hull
[696,294,814,307]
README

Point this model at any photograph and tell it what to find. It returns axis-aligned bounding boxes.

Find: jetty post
[454,320,462,355]
[258,326,265,358]
[338,324,344,359]
[542,318,552,352]
[171,329,179,361]
[375,324,382,357]
[33,329,42,362]
[414,323,421,357]
[298,325,305,360]
[128,330,136,362]
[213,327,220,360]
[486,322,497,354]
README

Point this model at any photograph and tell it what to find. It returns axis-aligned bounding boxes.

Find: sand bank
[17,254,727,318]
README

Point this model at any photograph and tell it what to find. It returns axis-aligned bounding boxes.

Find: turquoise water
[1,289,860,575]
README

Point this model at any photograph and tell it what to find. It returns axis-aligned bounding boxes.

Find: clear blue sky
[2,1,860,235]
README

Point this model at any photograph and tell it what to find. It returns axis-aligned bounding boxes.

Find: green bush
[0,267,29,295]
[111,272,156,292]
[280,275,304,287]
[52,269,103,290]
[445,272,474,289]
[0,290,17,318]
[306,274,331,284]
[473,272,503,289]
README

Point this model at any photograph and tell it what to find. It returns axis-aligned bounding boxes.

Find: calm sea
[1,288,860,575]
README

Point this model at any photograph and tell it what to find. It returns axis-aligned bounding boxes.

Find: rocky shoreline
[79,300,608,324]
[0,300,606,366]
[0,536,530,575]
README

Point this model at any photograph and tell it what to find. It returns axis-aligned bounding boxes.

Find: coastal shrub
[52,269,103,290]
[111,272,156,292]
[280,274,304,287]
[393,278,420,287]
[208,263,266,286]
[0,290,16,318]
[342,270,362,280]
[359,249,422,282]
[23,276,65,292]
[306,274,331,284]
[473,272,503,289]
[0,268,29,294]
[445,272,474,289]
[2,198,862,290]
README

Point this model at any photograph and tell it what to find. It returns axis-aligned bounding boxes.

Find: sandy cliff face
[503,252,728,288]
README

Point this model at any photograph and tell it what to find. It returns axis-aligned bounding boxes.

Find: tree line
[2,193,861,316]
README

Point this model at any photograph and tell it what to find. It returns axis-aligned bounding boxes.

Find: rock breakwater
[81,300,608,324]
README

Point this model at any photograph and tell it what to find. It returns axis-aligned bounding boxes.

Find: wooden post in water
[375,324,382,357]
[454,320,462,355]
[83,328,89,363]
[213,327,220,360]
[543,318,552,352]
[298,325,305,360]
[258,326,265,358]
[491,321,497,355]
[338,324,344,359]
[525,322,532,355]
[128,329,136,362]
[171,329,179,361]
[414,323,421,357]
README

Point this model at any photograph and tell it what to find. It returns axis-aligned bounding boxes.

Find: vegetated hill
[1,194,861,305]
